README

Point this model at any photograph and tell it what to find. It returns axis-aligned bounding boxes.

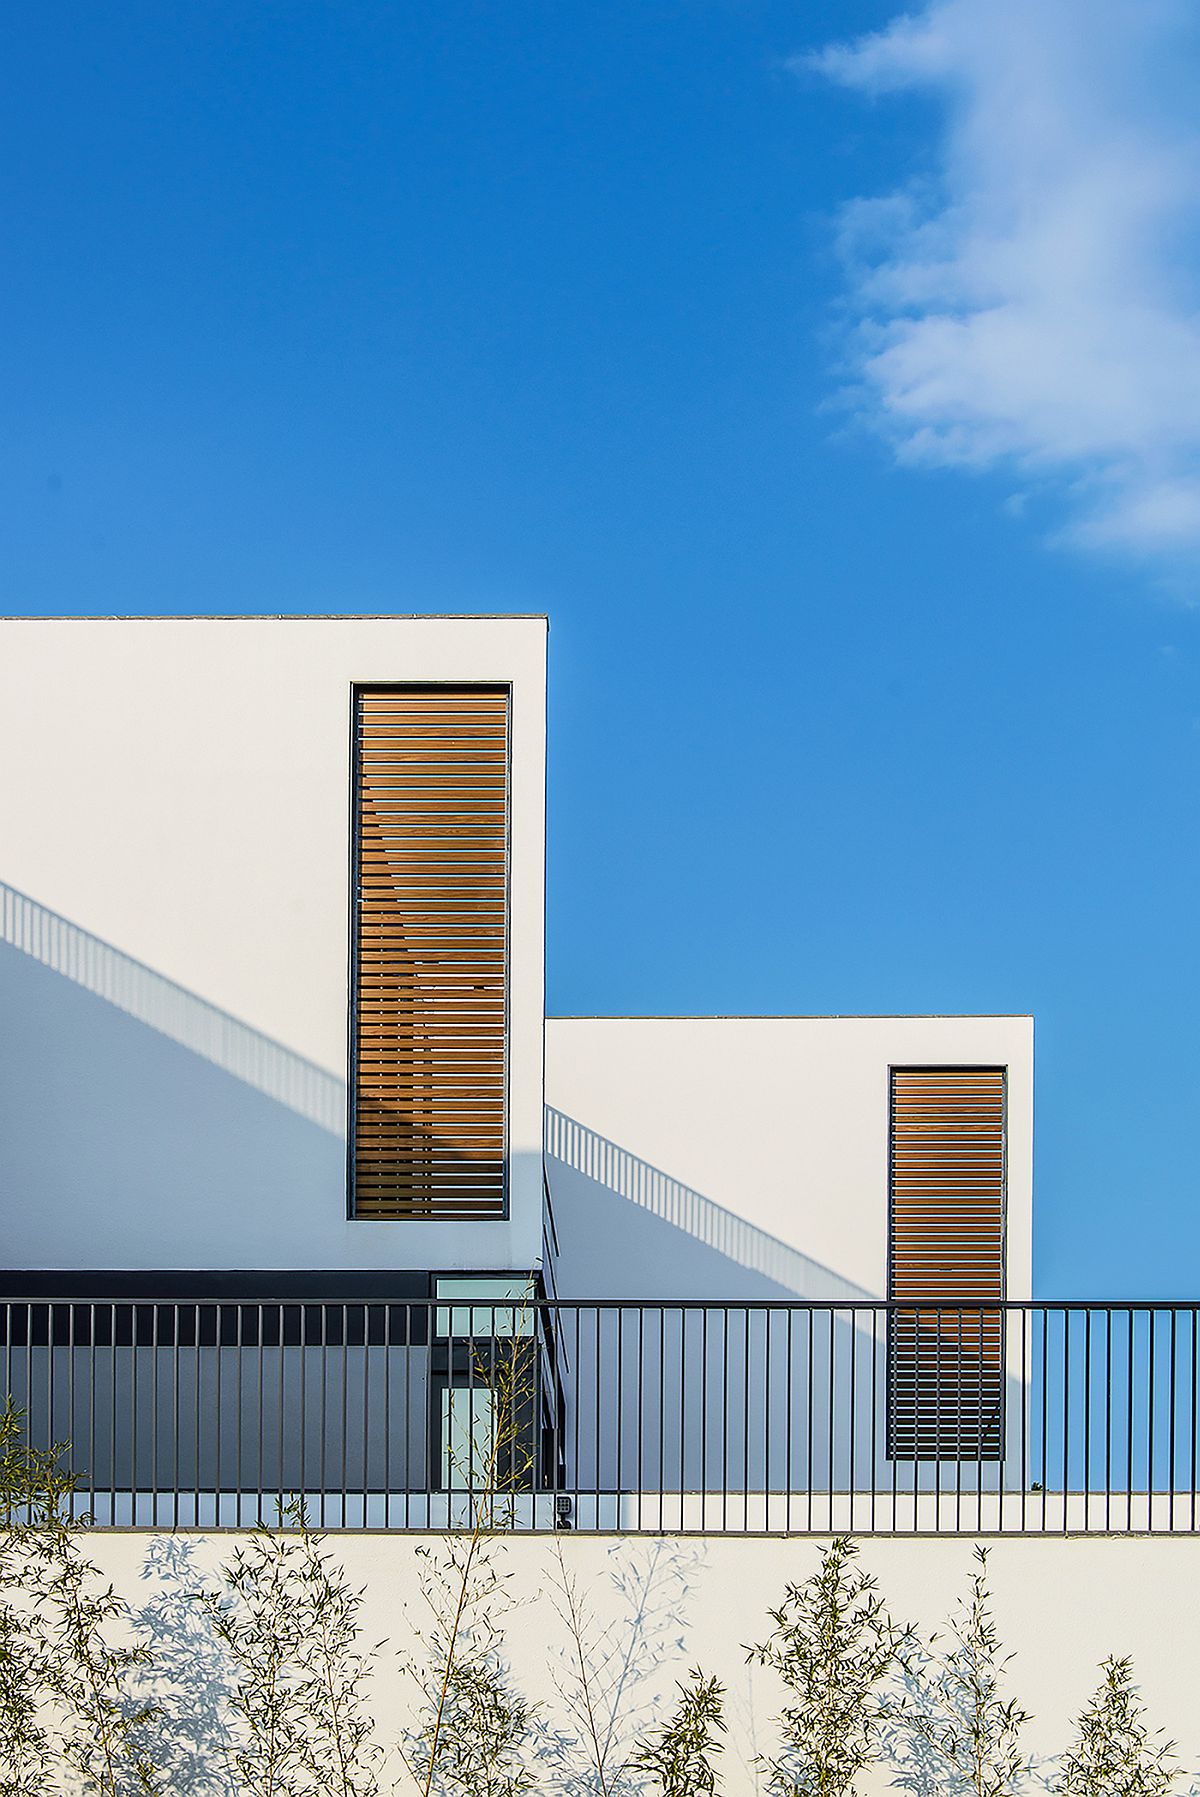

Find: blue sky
[3,1,1199,1296]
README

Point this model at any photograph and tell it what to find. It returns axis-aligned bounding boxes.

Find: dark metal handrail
[1,1298,1195,1535]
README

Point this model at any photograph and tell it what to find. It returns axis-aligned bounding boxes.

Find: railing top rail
[2,1295,1199,1313]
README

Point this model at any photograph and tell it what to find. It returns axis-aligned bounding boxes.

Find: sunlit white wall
[544,1015,1033,1299]
[0,614,547,1272]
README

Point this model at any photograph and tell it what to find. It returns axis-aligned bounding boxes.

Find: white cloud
[808,0,1200,568]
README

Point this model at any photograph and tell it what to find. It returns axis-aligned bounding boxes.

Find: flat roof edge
[546,1013,1035,1022]
[0,612,550,622]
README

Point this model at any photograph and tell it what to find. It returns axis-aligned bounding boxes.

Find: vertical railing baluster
[235,1302,244,1527]
[1083,1308,1092,1532]
[403,1302,412,1531]
[720,1308,728,1536]
[869,1306,878,1534]
[27,1305,36,1524]
[421,1300,431,1532]
[658,1306,666,1534]
[763,1308,772,1535]
[848,1308,857,1535]
[917,1307,926,1533]
[1105,1307,1113,1535]
[742,1308,751,1535]
[214,1304,224,1529]
[196,1303,204,1529]
[1061,1307,1070,1534]
[109,1303,118,1527]
[934,1306,943,1534]
[321,1301,331,1528]
[1147,1306,1157,1534]
[3,1305,11,1493]
[784,1307,793,1536]
[46,1306,56,1512]
[66,1304,76,1522]
[111,1308,123,1516]
[275,1302,286,1516]
[701,1305,709,1531]
[1126,1308,1135,1534]
[1034,1301,1041,1538]
[299,1302,308,1525]
[256,1303,265,1526]
[575,1307,583,1530]
[806,1307,814,1535]
[826,1307,835,1537]
[1190,1308,1198,1535]
[1019,1307,1027,1534]
[681,1306,690,1532]
[383,1301,391,1530]
[955,1306,963,1534]
[889,1305,898,1533]
[341,1303,350,1530]
[362,1304,370,1529]
[1169,1308,1177,1533]
[600,1301,610,1538]
[975,1306,983,1536]
[548,1301,560,1536]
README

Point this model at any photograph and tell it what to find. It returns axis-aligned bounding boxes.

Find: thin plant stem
[552,1539,615,1797]
[417,1285,536,1797]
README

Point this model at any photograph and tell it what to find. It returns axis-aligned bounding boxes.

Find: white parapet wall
[85,1529,1199,1795]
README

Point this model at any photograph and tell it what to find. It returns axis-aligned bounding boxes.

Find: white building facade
[5,613,1197,1797]
[0,613,1086,1535]
[0,614,1030,1299]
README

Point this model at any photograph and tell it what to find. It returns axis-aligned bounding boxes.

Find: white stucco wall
[86,1529,1198,1795]
[0,614,547,1272]
[544,1016,1033,1301]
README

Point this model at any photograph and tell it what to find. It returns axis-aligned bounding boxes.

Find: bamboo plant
[883,1545,1029,1797]
[747,1536,898,1797]
[1058,1656,1177,1797]
[403,1287,540,1797]
[0,1396,158,1797]
[198,1501,381,1797]
[631,1667,726,1797]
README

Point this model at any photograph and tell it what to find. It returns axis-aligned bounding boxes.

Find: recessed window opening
[349,685,510,1219]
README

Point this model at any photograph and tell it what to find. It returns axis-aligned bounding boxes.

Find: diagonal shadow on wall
[0,879,346,1135]
[0,880,510,1266]
[544,1107,875,1302]
[5,875,869,1293]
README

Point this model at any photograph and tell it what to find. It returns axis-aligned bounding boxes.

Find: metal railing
[3,1298,1198,1533]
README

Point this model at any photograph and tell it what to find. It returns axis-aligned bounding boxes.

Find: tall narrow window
[888,1067,1006,1460]
[350,686,509,1219]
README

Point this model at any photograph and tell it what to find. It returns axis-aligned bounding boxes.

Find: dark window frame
[886,1063,1009,1463]
[346,682,513,1222]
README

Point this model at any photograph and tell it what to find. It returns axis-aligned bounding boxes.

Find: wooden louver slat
[888,1067,1006,1462]
[351,687,509,1219]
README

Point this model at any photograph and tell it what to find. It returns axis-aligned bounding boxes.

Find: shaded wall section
[545,1107,869,1301]
[0,881,541,1272]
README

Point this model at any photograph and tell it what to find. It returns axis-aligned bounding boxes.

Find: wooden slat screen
[351,687,509,1219]
[888,1067,1006,1461]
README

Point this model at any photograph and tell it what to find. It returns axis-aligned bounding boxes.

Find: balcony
[2,1297,1196,1533]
